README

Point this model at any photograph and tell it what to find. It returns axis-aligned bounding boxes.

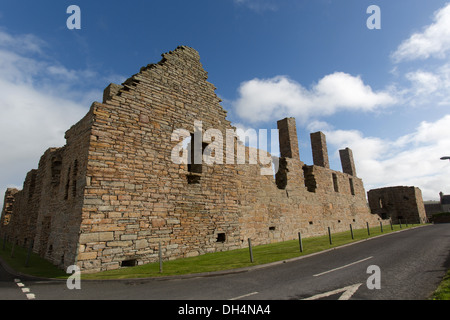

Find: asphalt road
[1,224,449,302]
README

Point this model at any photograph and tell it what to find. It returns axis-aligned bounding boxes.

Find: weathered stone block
[135,239,148,249]
[78,252,98,261]
[107,241,133,247]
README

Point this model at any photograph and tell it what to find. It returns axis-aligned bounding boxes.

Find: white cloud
[306,120,334,133]
[233,73,396,124]
[324,115,450,200]
[0,28,119,209]
[401,63,450,107]
[392,3,450,62]
[0,27,46,55]
[405,70,440,95]
[389,3,450,107]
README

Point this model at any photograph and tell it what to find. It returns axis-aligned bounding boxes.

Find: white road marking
[302,283,362,300]
[13,278,36,300]
[313,256,373,277]
[229,292,259,300]
[338,283,362,300]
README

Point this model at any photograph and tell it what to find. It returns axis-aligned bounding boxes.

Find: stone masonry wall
[0,188,19,231]
[237,118,380,245]
[1,46,384,273]
[0,108,92,269]
[78,46,243,271]
[367,186,427,224]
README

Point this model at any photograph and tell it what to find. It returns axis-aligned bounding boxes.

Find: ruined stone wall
[1,169,40,247]
[2,46,384,273]
[367,186,427,224]
[237,120,380,246]
[78,46,244,272]
[36,110,92,269]
[0,188,19,232]
[0,109,92,269]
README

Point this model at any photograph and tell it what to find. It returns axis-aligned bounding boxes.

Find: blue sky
[1,0,450,206]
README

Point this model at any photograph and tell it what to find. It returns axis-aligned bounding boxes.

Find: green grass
[430,269,450,300]
[0,241,68,279]
[0,223,424,280]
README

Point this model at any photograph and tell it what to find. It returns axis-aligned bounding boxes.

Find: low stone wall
[432,214,450,224]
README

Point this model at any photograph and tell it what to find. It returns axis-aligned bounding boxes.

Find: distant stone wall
[432,214,450,223]
[0,188,19,229]
[424,202,442,219]
[0,108,92,269]
[367,186,427,224]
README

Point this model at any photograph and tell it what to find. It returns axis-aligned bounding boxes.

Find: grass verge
[430,269,450,300]
[0,241,67,279]
[0,223,425,280]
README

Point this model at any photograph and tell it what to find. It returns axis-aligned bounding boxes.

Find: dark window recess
[51,156,62,187]
[216,233,226,243]
[64,166,71,200]
[188,133,209,174]
[121,259,137,267]
[187,174,201,184]
[302,166,317,193]
[269,226,276,231]
[28,171,37,201]
[349,178,355,196]
[275,158,288,190]
[72,160,78,197]
[332,173,339,192]
[309,221,313,225]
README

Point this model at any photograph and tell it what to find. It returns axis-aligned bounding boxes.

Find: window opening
[216,233,226,243]
[349,178,355,195]
[121,259,137,267]
[332,173,339,192]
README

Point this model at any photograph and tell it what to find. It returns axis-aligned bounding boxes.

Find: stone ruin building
[367,186,427,224]
[0,46,385,273]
